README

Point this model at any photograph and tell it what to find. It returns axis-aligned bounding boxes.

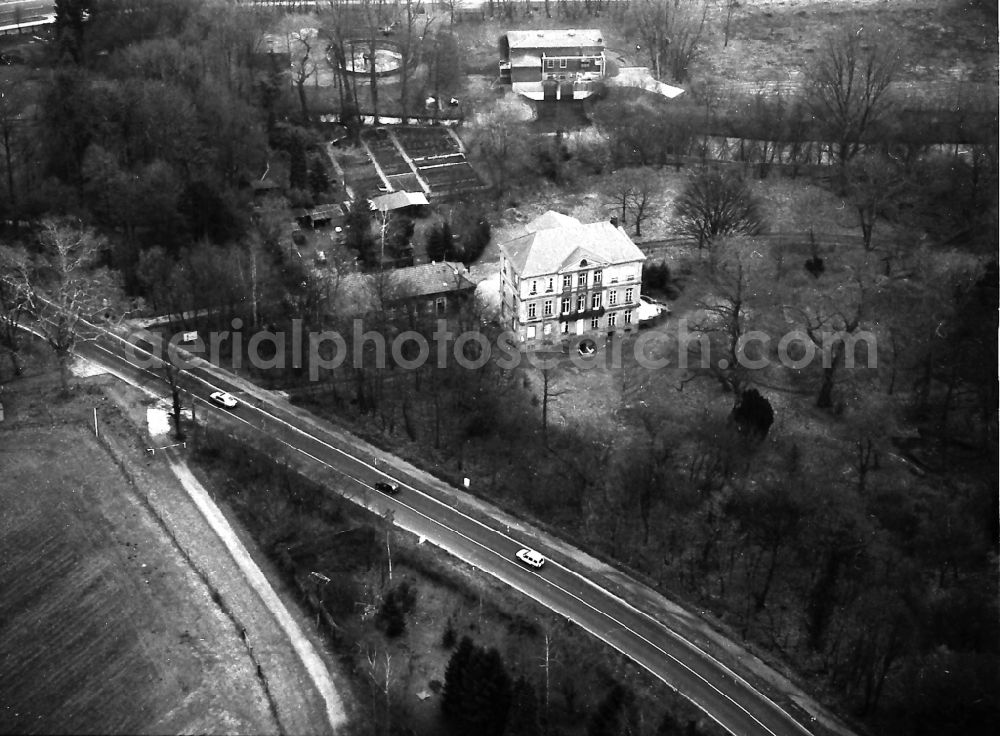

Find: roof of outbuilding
[507,29,605,49]
[500,213,645,278]
[334,261,478,315]
[371,191,430,212]
[389,261,476,298]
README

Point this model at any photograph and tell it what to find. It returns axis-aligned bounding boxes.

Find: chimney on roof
[610,216,619,227]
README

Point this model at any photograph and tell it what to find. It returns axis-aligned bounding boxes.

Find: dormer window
[530,280,537,294]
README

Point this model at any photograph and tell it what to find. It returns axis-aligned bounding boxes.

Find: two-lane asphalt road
[51,317,818,736]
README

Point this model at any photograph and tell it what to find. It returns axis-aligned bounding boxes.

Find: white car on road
[515,548,546,569]
[209,391,239,409]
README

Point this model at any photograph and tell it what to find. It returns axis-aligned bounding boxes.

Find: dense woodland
[1,2,998,736]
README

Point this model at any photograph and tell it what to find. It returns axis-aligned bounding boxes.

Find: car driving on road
[515,548,546,569]
[374,481,401,495]
[209,391,238,409]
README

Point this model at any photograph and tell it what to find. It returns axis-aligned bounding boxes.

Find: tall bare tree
[722,0,740,48]
[20,218,122,392]
[687,238,771,394]
[788,256,871,409]
[0,85,24,210]
[396,0,433,124]
[626,0,709,83]
[321,0,361,125]
[466,97,532,197]
[280,16,321,123]
[358,0,393,124]
[0,246,29,377]
[846,152,906,252]
[603,167,659,237]
[806,24,900,171]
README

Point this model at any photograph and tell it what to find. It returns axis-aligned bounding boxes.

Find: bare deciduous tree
[723,0,740,48]
[0,246,29,377]
[603,168,659,237]
[358,0,394,124]
[846,152,906,252]
[789,260,870,409]
[673,168,765,252]
[396,0,433,124]
[321,0,361,128]
[687,239,771,394]
[807,24,900,170]
[279,15,321,123]
[466,97,533,197]
[0,84,25,209]
[22,218,123,392]
[626,0,709,83]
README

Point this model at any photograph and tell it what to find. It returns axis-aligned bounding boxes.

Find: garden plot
[417,161,486,198]
[363,128,412,177]
[394,127,462,158]
[351,125,485,200]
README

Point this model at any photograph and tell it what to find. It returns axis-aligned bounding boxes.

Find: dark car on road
[374,481,400,495]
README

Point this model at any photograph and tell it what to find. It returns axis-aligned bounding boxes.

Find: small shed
[371,191,430,216]
[305,205,341,228]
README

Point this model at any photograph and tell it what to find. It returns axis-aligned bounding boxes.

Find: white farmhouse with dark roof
[499,212,646,346]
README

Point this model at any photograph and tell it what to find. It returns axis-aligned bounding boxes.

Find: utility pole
[383,507,395,583]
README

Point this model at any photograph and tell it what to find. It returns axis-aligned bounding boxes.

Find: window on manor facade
[608,290,617,306]
[546,277,554,292]
[591,292,601,309]
[543,300,553,317]
[528,302,536,319]
[530,280,537,294]
[624,309,633,324]
[563,274,572,290]
[577,294,586,311]
[593,269,603,285]
[561,297,571,314]
[577,272,587,288]
[591,316,599,329]
[607,312,617,327]
[625,287,634,303]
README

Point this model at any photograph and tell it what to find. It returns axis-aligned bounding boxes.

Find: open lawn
[0,388,275,735]
[702,0,997,87]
